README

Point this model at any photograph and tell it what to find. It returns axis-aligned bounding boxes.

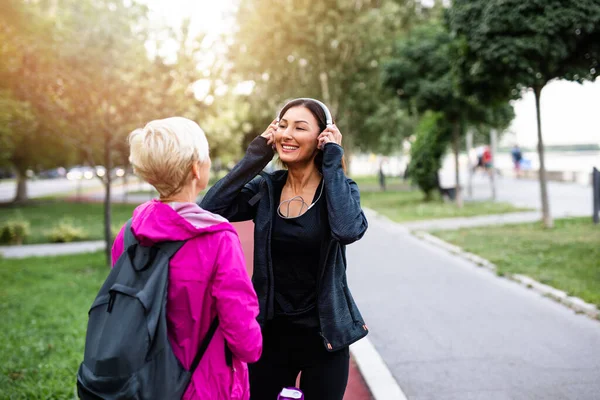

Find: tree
[0,0,75,202]
[1,0,231,264]
[384,21,516,205]
[384,22,478,207]
[30,0,210,265]
[448,0,600,228]
[407,112,452,200]
[228,0,424,157]
[0,92,36,168]
[55,0,220,265]
[47,0,156,265]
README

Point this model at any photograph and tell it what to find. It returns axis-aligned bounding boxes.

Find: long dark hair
[277,99,347,172]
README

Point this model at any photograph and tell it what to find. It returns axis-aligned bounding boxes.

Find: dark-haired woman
[200,98,369,399]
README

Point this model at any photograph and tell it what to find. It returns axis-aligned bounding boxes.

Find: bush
[47,218,88,243]
[0,219,30,245]
[406,112,452,200]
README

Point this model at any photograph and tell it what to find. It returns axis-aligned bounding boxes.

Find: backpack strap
[156,240,186,259]
[123,218,137,248]
[190,317,219,372]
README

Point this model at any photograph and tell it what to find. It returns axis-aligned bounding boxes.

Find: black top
[271,179,325,328]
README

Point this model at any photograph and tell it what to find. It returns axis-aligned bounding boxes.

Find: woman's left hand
[318,124,343,150]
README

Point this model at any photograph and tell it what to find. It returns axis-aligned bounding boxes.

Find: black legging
[249,319,349,400]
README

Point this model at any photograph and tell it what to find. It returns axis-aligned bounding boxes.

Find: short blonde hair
[129,117,209,198]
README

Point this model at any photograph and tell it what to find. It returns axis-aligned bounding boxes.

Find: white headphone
[276,98,333,126]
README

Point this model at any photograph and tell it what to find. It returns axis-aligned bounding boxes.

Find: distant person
[106,117,262,399]
[473,145,485,173]
[482,146,492,171]
[201,98,369,400]
[511,145,523,178]
[481,145,502,177]
[379,160,387,191]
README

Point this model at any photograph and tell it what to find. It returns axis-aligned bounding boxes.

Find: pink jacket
[112,200,262,400]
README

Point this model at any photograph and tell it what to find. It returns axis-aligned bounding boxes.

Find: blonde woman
[111,117,262,399]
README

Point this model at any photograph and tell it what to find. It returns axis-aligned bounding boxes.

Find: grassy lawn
[0,201,137,244]
[351,175,408,192]
[434,218,600,307]
[0,252,107,399]
[360,189,530,222]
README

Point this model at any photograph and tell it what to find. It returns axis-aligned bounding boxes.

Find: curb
[350,338,408,400]
[0,240,106,259]
[343,209,409,399]
[414,231,600,321]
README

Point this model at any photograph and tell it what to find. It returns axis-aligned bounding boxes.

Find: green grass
[360,189,529,222]
[434,218,600,307]
[0,252,108,399]
[0,201,137,244]
[351,175,409,192]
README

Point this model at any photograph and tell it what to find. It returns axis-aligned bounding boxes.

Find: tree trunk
[534,86,553,228]
[466,130,473,198]
[319,71,331,106]
[424,190,433,202]
[452,122,463,208]
[103,136,113,267]
[13,167,28,203]
[76,178,83,202]
[489,129,498,201]
[122,172,128,203]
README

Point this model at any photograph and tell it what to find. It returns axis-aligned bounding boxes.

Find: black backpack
[77,220,218,399]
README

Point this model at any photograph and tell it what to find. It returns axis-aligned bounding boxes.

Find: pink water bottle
[277,387,304,400]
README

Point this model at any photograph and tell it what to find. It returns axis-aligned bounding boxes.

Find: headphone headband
[276,98,333,126]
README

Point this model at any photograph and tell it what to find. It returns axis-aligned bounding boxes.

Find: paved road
[0,178,103,202]
[399,212,544,232]
[440,171,592,218]
[346,210,600,400]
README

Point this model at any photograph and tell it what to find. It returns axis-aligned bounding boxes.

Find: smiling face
[275,106,322,166]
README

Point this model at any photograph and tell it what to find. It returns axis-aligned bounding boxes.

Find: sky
[505,80,600,147]
[142,0,236,41]
[141,0,600,147]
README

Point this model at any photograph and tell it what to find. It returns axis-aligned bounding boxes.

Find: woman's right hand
[261,119,278,148]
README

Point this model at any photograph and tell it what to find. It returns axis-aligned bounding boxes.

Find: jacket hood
[130,200,233,246]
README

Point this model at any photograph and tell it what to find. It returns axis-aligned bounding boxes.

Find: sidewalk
[398,211,542,232]
[0,240,105,258]
[398,173,594,232]
[443,172,592,217]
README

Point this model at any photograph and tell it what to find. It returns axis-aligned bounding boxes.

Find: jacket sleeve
[211,230,263,363]
[322,143,368,245]
[200,136,274,222]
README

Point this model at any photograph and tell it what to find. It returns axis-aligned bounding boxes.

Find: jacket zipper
[317,240,334,350]
[260,172,275,322]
